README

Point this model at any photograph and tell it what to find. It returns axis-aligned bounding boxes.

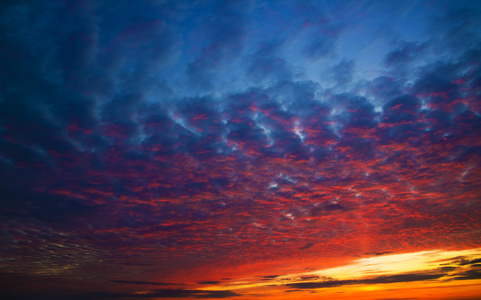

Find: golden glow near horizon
[309,248,481,279]
[200,248,481,293]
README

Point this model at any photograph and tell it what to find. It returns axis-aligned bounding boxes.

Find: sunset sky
[1,0,481,299]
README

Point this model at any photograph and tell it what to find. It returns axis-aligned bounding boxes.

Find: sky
[1,0,481,299]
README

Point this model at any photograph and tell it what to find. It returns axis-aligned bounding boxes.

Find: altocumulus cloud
[0,0,481,299]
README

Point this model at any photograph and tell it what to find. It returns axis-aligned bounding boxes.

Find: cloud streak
[285,272,446,289]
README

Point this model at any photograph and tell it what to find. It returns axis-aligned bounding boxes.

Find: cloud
[429,2,481,53]
[5,289,242,300]
[245,42,293,86]
[453,269,481,281]
[198,281,221,285]
[365,251,392,256]
[286,272,445,289]
[296,1,345,60]
[102,289,241,299]
[303,36,337,60]
[1,0,481,298]
[384,42,426,67]
[3,287,241,300]
[261,275,280,280]
[458,258,481,266]
[309,202,349,217]
[111,280,177,286]
[299,243,315,250]
[330,60,355,85]
[185,0,249,91]
[281,251,481,292]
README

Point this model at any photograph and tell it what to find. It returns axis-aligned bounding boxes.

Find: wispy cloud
[209,249,481,292]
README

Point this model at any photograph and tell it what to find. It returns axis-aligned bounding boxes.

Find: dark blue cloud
[185,0,249,91]
[245,42,293,85]
[330,60,354,85]
[384,42,426,67]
